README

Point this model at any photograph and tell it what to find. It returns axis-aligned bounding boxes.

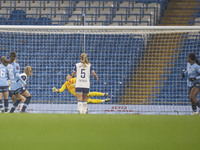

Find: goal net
[0,26,200,115]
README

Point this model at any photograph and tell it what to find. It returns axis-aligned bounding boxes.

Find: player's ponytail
[9,51,17,64]
[81,53,90,68]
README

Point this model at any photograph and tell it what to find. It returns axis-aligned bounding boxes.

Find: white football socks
[78,101,87,114]
[82,102,87,114]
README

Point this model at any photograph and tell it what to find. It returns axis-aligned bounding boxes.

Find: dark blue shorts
[194,83,200,89]
[0,86,9,93]
[9,90,13,98]
[10,87,26,95]
[75,88,89,95]
[189,83,200,92]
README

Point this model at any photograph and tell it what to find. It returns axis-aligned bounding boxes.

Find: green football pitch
[0,114,200,150]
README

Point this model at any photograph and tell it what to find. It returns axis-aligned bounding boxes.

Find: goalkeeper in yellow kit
[52,75,110,104]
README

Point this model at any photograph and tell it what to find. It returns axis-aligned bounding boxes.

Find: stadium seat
[23,17,37,25]
[152,37,200,105]
[0,17,6,25]
[0,0,169,26]
[7,17,25,25]
[37,17,52,25]
[1,0,187,106]
[10,10,26,20]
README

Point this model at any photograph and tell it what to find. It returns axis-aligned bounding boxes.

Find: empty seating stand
[187,0,200,25]
[0,17,6,25]
[37,17,52,25]
[149,35,200,106]
[23,17,37,25]
[0,31,145,104]
[8,10,26,25]
[0,0,168,26]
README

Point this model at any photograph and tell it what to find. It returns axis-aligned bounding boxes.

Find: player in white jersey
[182,53,200,115]
[0,56,9,113]
[9,66,32,113]
[72,53,98,114]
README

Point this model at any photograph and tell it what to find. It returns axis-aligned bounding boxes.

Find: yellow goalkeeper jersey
[58,78,76,97]
[58,77,104,104]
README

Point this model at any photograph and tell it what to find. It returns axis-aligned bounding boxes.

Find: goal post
[0,26,200,115]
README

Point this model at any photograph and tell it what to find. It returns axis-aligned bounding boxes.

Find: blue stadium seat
[37,17,52,25]
[7,10,26,25]
[23,17,37,25]
[10,10,26,20]
[152,37,200,105]
[0,17,6,25]
[7,17,25,25]
[0,0,170,26]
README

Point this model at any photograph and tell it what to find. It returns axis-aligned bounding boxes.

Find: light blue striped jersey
[0,64,9,86]
[184,62,200,87]
[7,62,26,91]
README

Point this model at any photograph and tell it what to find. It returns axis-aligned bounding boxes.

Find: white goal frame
[1,25,200,115]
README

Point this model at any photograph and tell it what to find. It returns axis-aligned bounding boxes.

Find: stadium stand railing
[0,0,168,26]
[188,0,200,26]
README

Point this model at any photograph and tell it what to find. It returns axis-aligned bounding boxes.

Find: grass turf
[0,114,200,150]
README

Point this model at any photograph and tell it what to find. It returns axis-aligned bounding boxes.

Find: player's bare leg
[0,92,4,113]
[190,87,200,115]
[20,90,31,112]
[10,94,24,113]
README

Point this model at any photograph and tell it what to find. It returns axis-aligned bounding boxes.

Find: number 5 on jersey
[81,69,85,78]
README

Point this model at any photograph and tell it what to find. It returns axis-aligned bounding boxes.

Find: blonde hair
[1,56,9,66]
[81,53,90,68]
[24,66,33,77]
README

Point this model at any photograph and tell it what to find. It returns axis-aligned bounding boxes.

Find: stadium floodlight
[0,26,200,115]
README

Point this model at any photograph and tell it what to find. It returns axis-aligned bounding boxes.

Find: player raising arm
[52,74,110,104]
[182,53,200,115]
[0,56,9,113]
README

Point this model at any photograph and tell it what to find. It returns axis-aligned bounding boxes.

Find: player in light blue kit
[7,52,32,113]
[0,56,9,113]
[182,53,200,115]
[9,66,32,113]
